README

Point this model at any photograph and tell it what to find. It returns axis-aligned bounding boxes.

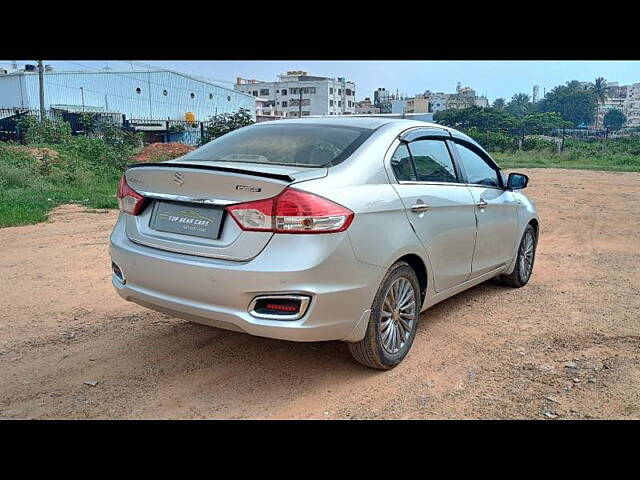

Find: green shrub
[466,128,518,152]
[16,117,73,144]
[522,137,557,152]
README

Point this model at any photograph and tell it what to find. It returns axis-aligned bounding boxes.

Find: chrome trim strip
[248,295,311,321]
[136,191,236,206]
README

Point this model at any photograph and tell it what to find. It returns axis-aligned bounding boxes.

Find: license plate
[149,201,225,240]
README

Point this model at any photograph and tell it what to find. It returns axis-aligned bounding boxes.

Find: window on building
[136,88,142,94]
[252,91,258,96]
[330,87,334,94]
[209,93,213,99]
[227,96,231,101]
[408,140,458,183]
[455,143,500,187]
[260,89,270,96]
[338,101,342,107]
[281,101,288,107]
[338,89,342,95]
[346,89,352,96]
[282,89,287,96]
[190,92,195,99]
[329,100,334,106]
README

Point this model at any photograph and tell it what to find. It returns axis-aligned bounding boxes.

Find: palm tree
[591,77,608,128]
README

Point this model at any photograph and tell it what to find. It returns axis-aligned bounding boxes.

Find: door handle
[410,204,430,213]
[476,199,488,208]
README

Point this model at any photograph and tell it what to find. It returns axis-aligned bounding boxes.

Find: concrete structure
[445,84,489,110]
[255,97,286,122]
[623,83,640,128]
[404,94,429,113]
[234,71,356,117]
[0,66,254,121]
[354,97,379,114]
[593,81,640,128]
[373,88,392,113]
[391,98,407,114]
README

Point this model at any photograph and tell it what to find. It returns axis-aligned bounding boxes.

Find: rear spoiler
[126,162,295,183]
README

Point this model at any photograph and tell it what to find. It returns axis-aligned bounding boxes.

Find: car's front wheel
[500,223,537,288]
[348,261,421,369]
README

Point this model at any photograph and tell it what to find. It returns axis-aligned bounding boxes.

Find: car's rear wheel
[500,224,537,288]
[348,261,421,369]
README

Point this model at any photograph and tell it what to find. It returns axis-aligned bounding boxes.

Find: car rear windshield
[181,123,374,168]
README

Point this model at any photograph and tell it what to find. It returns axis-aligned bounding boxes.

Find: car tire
[348,261,421,370]
[500,224,537,288]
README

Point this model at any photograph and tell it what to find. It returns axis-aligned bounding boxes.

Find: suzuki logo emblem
[173,171,184,187]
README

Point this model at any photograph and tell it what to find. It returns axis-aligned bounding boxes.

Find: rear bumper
[109,215,382,342]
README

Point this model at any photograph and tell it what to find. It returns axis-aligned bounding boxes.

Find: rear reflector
[249,295,311,320]
[227,188,353,234]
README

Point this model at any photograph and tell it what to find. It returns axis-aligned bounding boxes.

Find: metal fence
[0,108,217,146]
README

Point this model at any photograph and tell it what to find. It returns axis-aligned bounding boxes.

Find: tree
[590,77,608,128]
[433,106,517,131]
[518,112,572,133]
[203,108,254,141]
[603,109,626,130]
[506,93,532,118]
[538,80,598,127]
[591,77,608,105]
[492,98,506,110]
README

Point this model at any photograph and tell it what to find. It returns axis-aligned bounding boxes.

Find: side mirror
[507,172,529,190]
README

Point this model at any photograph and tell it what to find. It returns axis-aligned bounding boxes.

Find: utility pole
[80,87,85,112]
[298,87,303,118]
[37,60,45,121]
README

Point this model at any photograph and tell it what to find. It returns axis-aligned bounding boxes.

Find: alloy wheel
[380,277,416,354]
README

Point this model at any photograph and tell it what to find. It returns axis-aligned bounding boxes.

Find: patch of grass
[492,141,640,172]
[0,141,128,228]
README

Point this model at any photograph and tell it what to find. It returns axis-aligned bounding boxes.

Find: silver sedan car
[110,117,538,369]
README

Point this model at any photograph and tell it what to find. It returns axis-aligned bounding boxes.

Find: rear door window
[390,144,416,181]
[408,140,458,183]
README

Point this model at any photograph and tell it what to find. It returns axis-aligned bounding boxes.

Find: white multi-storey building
[624,83,640,127]
[234,71,356,117]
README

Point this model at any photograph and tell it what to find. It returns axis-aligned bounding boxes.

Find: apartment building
[354,97,379,114]
[234,71,356,117]
[373,87,392,113]
[624,83,640,127]
[593,81,640,128]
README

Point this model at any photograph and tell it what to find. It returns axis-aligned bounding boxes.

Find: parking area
[1,168,639,419]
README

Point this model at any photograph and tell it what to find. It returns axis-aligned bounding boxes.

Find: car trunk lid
[123,160,327,261]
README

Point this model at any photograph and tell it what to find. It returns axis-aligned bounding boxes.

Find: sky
[4,60,640,103]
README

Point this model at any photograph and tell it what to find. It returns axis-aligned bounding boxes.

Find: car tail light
[116,175,147,216]
[227,188,354,234]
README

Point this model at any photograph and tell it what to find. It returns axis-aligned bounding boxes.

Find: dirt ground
[1,168,639,419]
